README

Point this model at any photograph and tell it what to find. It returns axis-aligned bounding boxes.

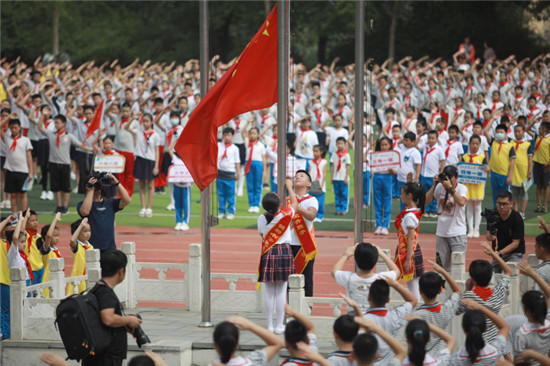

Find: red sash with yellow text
[287,196,318,274]
[394,207,422,282]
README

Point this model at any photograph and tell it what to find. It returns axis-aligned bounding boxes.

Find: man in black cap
[425,166,468,271]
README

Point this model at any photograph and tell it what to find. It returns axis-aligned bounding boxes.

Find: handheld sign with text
[168,163,194,183]
[93,155,126,173]
[457,162,487,184]
[369,151,401,173]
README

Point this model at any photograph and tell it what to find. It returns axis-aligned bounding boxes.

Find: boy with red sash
[257,180,297,333]
[288,170,318,297]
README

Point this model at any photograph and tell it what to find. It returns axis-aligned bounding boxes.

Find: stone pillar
[9,267,27,340]
[508,262,520,314]
[121,242,136,308]
[188,244,202,312]
[49,257,65,299]
[85,249,101,290]
[451,252,466,283]
[288,274,305,314]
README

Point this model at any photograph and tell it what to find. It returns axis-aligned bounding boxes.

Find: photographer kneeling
[426,165,468,271]
[485,190,525,273]
[83,250,143,366]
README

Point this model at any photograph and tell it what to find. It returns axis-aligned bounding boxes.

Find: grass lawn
[16,150,545,238]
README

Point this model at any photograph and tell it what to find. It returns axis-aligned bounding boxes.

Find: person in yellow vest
[40,212,62,297]
[462,135,489,238]
[511,124,534,218]
[488,124,516,208]
[0,215,15,339]
[532,122,550,213]
[66,217,94,295]
[24,210,47,285]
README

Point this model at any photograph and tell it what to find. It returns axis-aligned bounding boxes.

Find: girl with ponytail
[257,179,298,333]
[212,316,283,365]
[453,299,509,365]
[403,316,455,365]
[510,262,550,363]
[394,181,426,300]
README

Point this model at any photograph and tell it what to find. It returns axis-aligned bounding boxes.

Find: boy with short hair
[332,243,400,315]
[414,260,462,353]
[217,127,240,220]
[457,242,512,342]
[352,318,407,366]
[24,210,46,285]
[391,124,403,199]
[511,124,533,218]
[294,118,319,161]
[534,232,550,291]
[323,114,349,157]
[532,121,550,213]
[420,130,445,216]
[282,305,322,366]
[327,315,358,366]
[397,132,421,210]
[330,137,351,215]
[444,125,463,167]
[435,117,449,148]
[488,123,516,207]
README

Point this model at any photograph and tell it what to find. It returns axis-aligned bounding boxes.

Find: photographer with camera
[485,190,525,273]
[82,249,147,366]
[425,165,467,271]
[77,171,131,252]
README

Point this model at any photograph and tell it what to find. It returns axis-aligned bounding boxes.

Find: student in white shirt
[217,127,240,220]
[421,131,445,217]
[323,114,349,156]
[444,125,464,166]
[308,145,327,222]
[294,118,319,161]
[397,132,422,211]
[125,113,161,218]
[330,137,351,215]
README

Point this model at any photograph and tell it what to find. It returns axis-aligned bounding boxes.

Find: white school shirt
[134,129,161,161]
[512,310,550,364]
[73,119,100,154]
[402,209,420,235]
[4,134,32,173]
[257,207,295,245]
[151,112,170,144]
[402,349,451,366]
[295,127,318,159]
[446,106,466,128]
[256,114,276,137]
[310,110,329,132]
[289,194,318,247]
[217,142,240,173]
[44,130,82,165]
[330,152,351,181]
[437,130,449,148]
[444,139,464,166]
[451,334,507,366]
[105,114,118,137]
[363,145,371,172]
[226,116,245,144]
[434,183,467,237]
[27,109,40,141]
[114,118,139,153]
[209,350,268,366]
[325,126,349,154]
[422,144,445,178]
[8,243,29,280]
[308,158,327,192]
[245,139,265,162]
[417,133,428,153]
[397,146,421,182]
[332,105,353,127]
[38,119,56,140]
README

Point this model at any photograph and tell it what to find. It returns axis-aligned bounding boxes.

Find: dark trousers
[291,245,315,297]
[82,355,123,366]
[78,152,94,194]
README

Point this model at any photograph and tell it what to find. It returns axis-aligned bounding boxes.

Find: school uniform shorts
[534,162,550,186]
[36,139,50,167]
[5,170,28,193]
[49,163,72,192]
[511,185,528,201]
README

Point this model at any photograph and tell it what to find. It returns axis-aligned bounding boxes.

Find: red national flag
[84,99,105,142]
[175,6,278,190]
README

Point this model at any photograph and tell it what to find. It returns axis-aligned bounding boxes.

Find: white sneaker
[3,200,10,209]
[313,218,322,223]
[40,191,47,200]
[467,231,474,238]
[166,202,175,211]
[473,229,480,238]
[226,213,235,220]
[174,223,182,231]
[248,207,255,213]
[180,222,190,231]
[254,206,261,213]
[267,326,274,333]
[374,227,381,235]
[145,208,153,217]
[47,191,54,201]
[138,208,146,217]
[70,172,76,181]
[274,325,285,334]
[218,213,225,219]
[0,201,4,209]
[380,227,389,235]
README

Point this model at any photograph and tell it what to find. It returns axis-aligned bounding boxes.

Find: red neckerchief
[366,308,388,316]
[244,140,257,174]
[221,142,232,160]
[466,85,474,96]
[9,135,20,152]
[386,120,394,135]
[424,146,436,163]
[419,303,442,313]
[535,136,545,152]
[296,94,301,103]
[468,153,478,163]
[445,138,457,158]
[428,89,436,98]
[515,140,524,152]
[144,130,154,143]
[454,107,462,117]
[56,129,66,147]
[271,136,277,151]
[299,128,311,139]
[296,194,311,204]
[496,140,505,153]
[102,150,114,155]
[119,117,129,129]
[405,95,411,108]
[336,150,348,172]
[337,106,344,115]
[472,286,493,301]
[430,113,439,127]
[52,248,62,258]
[312,159,322,181]
[475,105,482,120]
[166,127,179,146]
[499,80,507,88]
[44,119,52,129]
[280,359,313,366]
[392,137,401,149]
[24,228,38,282]
[18,249,36,282]
[233,117,241,132]
[515,95,522,109]
[520,78,526,87]
[180,111,188,119]
[314,110,322,126]
[261,114,269,126]
[528,107,537,120]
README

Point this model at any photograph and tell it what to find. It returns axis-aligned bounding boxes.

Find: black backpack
[55,281,111,360]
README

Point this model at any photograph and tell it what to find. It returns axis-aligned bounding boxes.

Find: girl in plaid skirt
[257,179,297,333]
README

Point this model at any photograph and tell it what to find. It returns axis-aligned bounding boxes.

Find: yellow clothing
[66,241,93,295]
[0,239,10,285]
[533,135,550,165]
[0,83,6,102]
[512,141,533,186]
[489,140,515,176]
[24,230,44,271]
[41,248,62,297]
[463,153,486,200]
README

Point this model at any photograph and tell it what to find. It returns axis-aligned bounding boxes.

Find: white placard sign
[369,150,401,173]
[93,155,126,173]
[273,157,308,178]
[457,162,487,184]
[168,164,194,183]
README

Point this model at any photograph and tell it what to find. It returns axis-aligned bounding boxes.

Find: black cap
[443,165,459,178]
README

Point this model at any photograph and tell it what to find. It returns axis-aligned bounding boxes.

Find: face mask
[313,103,322,111]
[170,119,180,126]
[495,132,506,141]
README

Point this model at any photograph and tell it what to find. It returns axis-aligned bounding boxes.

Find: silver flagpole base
[198,321,214,328]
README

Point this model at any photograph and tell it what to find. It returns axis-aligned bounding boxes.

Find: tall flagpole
[277,0,290,197]
[354,0,365,244]
[198,0,213,328]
